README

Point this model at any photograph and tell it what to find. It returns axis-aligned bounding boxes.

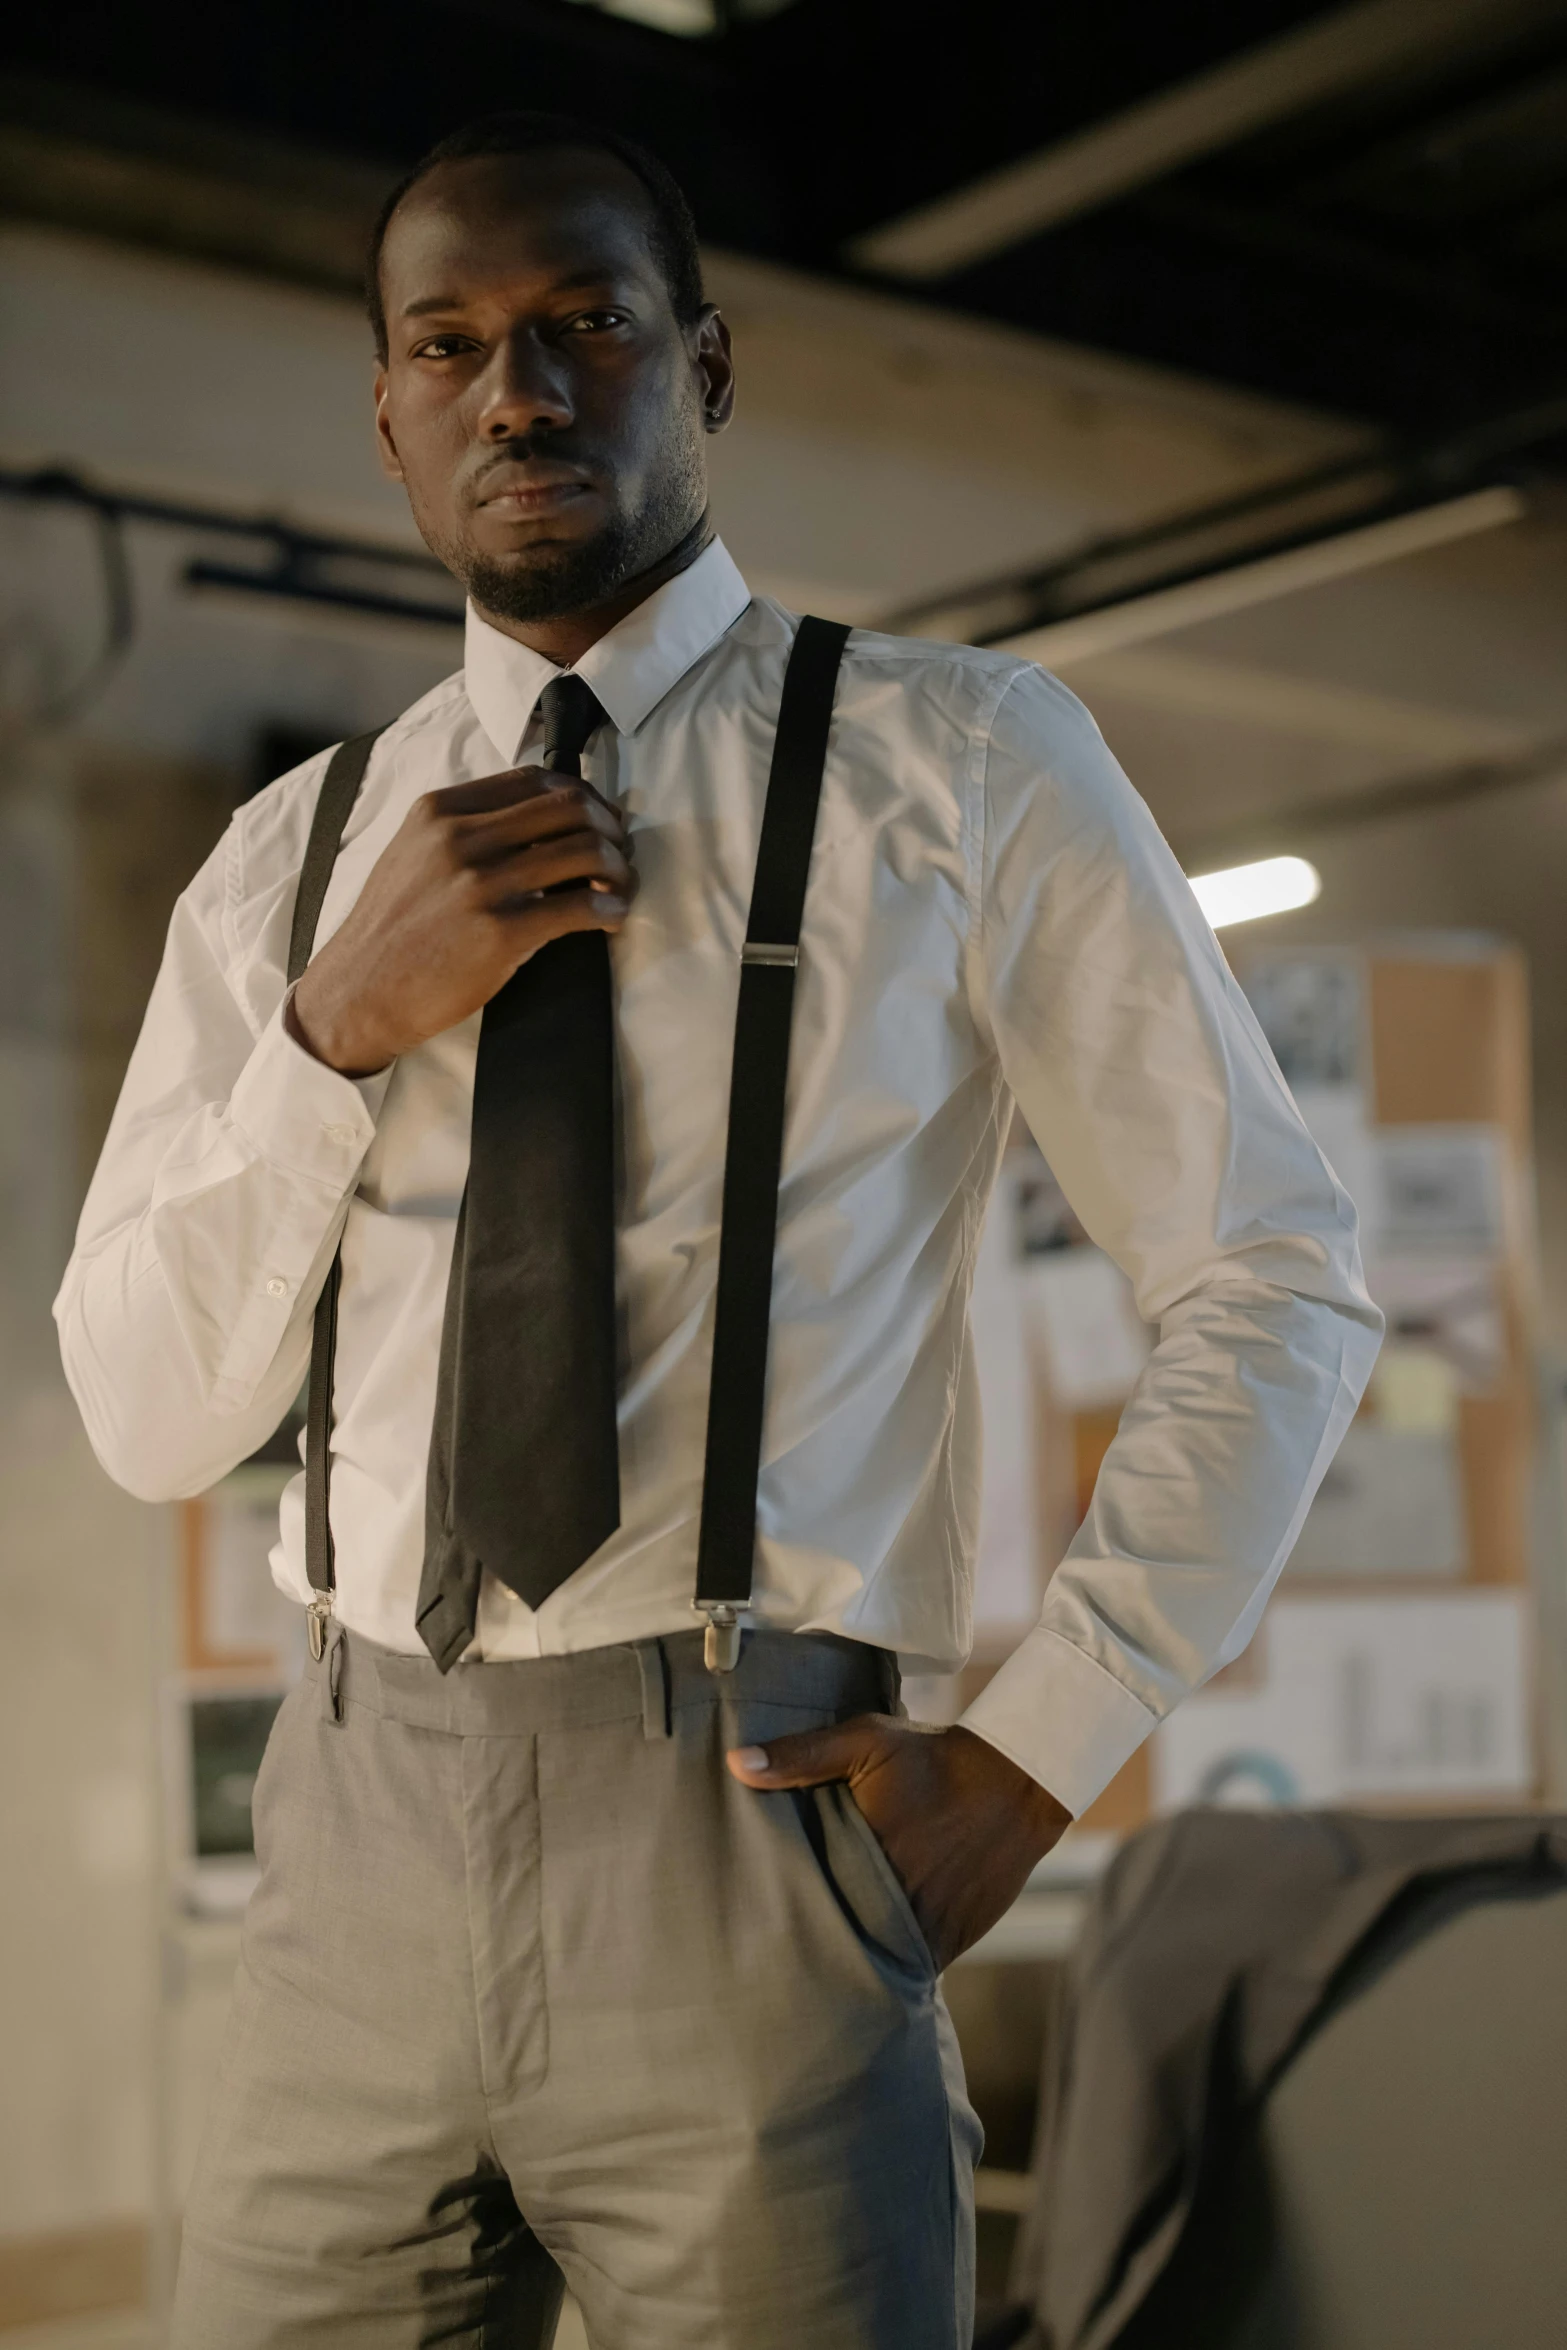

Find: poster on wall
[1374,1125,1508,1257]
[1154,1593,1532,1810]
[1242,954,1363,1090]
[1373,1256,1506,1394]
[178,1467,304,1677]
[1285,1420,1466,1579]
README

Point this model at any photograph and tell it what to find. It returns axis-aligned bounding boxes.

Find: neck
[474,513,714,668]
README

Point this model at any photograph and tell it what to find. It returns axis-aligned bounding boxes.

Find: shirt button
[265,1276,288,1300]
[324,1122,358,1147]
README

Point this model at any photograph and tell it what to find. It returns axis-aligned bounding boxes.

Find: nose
[476,328,575,441]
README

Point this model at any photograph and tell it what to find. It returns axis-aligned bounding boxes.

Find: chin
[461,524,643,626]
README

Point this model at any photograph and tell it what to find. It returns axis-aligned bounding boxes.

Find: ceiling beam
[0,75,388,294]
[999,486,1526,668]
[847,0,1554,280]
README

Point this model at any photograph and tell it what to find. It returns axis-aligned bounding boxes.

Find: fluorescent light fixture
[562,0,796,31]
[1189,855,1321,929]
[572,0,713,28]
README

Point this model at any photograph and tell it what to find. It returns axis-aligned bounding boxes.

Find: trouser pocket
[802,1779,938,1980]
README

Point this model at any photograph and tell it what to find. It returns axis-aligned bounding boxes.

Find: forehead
[380,149,666,310]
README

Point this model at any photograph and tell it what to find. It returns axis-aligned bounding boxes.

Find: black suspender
[694,614,849,1664]
[286,727,381,1656]
[286,615,850,1671]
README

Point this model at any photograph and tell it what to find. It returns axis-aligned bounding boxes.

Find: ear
[693,306,735,435]
[374,367,405,483]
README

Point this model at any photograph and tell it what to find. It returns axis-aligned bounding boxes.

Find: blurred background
[3,1,1567,2343]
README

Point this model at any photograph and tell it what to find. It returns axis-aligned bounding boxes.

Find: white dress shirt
[55,540,1380,1815]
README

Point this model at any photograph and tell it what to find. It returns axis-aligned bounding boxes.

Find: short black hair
[366,110,705,360]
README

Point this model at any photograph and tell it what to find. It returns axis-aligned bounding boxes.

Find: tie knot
[539,673,608,777]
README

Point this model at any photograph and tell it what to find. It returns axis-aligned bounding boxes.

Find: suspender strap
[287,734,379,990]
[285,729,382,1623]
[280,623,845,1669]
[695,616,850,1646]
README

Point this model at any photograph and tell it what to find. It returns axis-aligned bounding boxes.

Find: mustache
[469,435,597,484]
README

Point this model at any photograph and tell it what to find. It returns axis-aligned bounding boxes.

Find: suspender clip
[740,942,798,969]
[307,1593,334,1662]
[700,1604,742,1674]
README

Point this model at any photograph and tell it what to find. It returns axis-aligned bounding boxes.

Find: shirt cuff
[230,1000,392,1185]
[959,1624,1158,1819]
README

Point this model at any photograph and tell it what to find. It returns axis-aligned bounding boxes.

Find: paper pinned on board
[1375,1125,1507,1256]
[1154,1592,1531,1809]
[1286,1420,1466,1578]
[1371,1345,1460,1435]
[1372,1253,1506,1394]
[1243,954,1363,1090]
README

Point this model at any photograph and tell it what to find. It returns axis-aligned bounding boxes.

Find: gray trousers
[172,1625,980,2348]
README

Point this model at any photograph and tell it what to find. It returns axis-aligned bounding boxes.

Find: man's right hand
[288,768,636,1077]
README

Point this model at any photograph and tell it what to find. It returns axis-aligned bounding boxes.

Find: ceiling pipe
[1001,485,1525,668]
[0,462,463,632]
[877,394,1567,655]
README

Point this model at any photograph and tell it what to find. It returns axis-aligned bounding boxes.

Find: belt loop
[321,1619,347,1723]
[637,1640,673,1741]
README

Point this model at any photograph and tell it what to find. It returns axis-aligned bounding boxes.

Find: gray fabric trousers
[171,1624,979,2349]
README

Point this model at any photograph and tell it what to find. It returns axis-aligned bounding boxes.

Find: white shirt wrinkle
[54,536,1380,1815]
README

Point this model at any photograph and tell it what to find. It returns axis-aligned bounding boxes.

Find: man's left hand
[726,1718,1071,1970]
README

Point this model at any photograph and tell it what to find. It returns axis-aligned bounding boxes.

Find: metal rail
[0,461,463,630]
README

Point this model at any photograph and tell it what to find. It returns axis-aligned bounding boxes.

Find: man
[56,112,1379,2349]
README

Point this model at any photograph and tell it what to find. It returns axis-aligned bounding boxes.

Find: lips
[475,464,595,516]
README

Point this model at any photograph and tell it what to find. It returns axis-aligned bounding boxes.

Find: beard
[460,509,645,625]
[436,416,707,625]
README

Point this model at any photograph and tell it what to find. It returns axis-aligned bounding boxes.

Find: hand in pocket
[727,1715,1070,1968]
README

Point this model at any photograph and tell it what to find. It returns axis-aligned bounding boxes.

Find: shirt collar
[462,536,752,763]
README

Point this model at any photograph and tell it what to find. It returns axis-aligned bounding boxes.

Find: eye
[411,334,478,360]
[566,309,631,334]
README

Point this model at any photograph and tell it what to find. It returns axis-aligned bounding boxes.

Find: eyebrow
[400,272,628,320]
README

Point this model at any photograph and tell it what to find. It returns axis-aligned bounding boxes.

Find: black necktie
[416,673,621,1669]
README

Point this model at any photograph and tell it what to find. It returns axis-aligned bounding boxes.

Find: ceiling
[3,0,1565,450]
